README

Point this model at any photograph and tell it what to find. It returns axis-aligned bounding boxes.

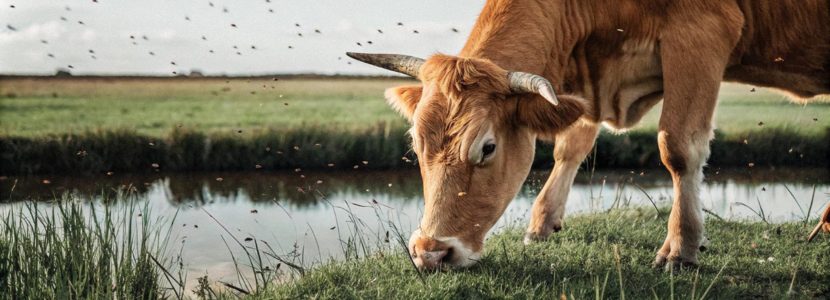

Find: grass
[634,84,829,135]
[0,77,413,137]
[262,209,830,299]
[0,195,174,299]
[2,193,829,299]
[1,77,828,137]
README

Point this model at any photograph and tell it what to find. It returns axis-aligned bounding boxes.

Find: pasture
[1,77,827,175]
[0,77,412,137]
[1,77,827,137]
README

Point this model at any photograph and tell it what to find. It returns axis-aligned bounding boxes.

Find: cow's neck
[460,0,582,86]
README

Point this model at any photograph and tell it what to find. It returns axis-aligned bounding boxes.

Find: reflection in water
[3,170,425,208]
[1,168,828,292]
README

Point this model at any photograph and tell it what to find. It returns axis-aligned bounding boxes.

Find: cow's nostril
[442,247,453,263]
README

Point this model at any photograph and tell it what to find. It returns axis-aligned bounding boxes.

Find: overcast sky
[0,0,486,75]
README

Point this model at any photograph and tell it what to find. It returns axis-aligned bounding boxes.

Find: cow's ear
[385,85,422,122]
[517,94,587,138]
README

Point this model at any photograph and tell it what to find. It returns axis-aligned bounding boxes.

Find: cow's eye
[482,143,496,158]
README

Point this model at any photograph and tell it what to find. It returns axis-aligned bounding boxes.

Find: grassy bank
[2,197,828,298]
[265,209,830,299]
[1,125,827,175]
[0,197,172,299]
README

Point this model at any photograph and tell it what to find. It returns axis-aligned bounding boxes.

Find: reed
[0,195,174,299]
[1,125,826,175]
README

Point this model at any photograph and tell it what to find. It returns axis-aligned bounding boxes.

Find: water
[1,168,828,290]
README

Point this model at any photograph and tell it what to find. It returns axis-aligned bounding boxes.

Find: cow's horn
[507,72,559,106]
[346,52,424,78]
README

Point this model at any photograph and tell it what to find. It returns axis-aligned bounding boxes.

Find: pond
[1,167,828,291]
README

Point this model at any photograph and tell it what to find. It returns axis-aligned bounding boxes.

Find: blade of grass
[613,244,625,300]
[699,259,729,300]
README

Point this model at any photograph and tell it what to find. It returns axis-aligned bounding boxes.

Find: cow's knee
[657,130,712,177]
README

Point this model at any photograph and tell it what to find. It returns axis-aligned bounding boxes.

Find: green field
[1,77,827,174]
[1,77,827,137]
[0,77,413,137]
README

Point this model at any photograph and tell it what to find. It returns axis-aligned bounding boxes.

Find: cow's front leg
[653,129,711,268]
[652,6,742,269]
[525,121,598,244]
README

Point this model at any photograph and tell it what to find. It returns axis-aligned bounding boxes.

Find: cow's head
[348,52,585,270]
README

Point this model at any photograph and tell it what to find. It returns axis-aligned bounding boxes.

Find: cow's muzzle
[408,229,481,270]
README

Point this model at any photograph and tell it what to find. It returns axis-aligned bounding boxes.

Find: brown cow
[348,0,830,270]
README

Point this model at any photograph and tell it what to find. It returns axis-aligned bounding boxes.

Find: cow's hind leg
[653,6,743,269]
[525,120,598,244]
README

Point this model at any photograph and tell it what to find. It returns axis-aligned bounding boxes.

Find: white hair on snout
[408,229,482,268]
[436,236,482,267]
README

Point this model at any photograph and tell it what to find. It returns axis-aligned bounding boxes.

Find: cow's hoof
[523,224,562,245]
[653,254,698,271]
[652,254,668,268]
[523,232,546,245]
[699,236,710,252]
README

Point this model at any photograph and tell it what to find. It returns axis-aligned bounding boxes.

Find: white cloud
[0,0,485,75]
[0,20,66,43]
[333,19,354,34]
[157,29,178,41]
[78,28,96,42]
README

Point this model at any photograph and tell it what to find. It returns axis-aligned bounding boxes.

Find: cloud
[332,19,354,34]
[0,20,66,43]
[156,29,178,41]
[77,28,96,42]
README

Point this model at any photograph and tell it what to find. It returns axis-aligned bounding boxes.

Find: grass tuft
[0,194,173,299]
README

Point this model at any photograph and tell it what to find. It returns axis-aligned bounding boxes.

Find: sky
[0,0,486,75]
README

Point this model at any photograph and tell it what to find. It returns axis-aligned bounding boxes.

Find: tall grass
[1,125,827,175]
[0,195,173,299]
[0,123,413,175]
